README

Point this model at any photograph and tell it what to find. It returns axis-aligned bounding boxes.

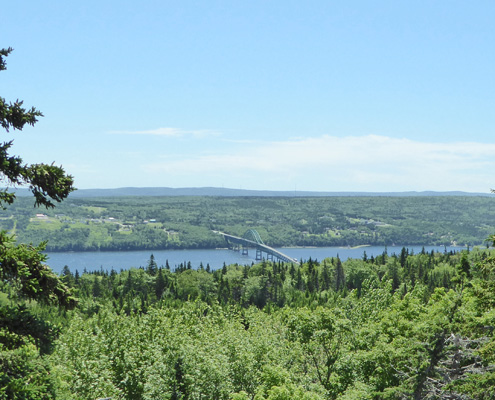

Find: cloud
[142,135,495,192]
[108,127,219,138]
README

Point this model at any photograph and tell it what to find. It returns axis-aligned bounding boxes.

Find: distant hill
[9,186,491,198]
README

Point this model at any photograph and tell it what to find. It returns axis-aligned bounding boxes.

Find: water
[44,245,462,274]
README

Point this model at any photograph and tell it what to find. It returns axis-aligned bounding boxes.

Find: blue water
[45,245,462,274]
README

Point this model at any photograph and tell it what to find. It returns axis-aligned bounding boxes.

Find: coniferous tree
[155,268,166,299]
[92,277,102,298]
[400,247,408,267]
[296,269,304,291]
[146,254,158,276]
[61,265,75,287]
[334,257,345,292]
[457,251,471,280]
[388,260,400,292]
[321,261,331,291]
[124,270,133,295]
[0,47,76,400]
[280,264,286,281]
[0,48,75,303]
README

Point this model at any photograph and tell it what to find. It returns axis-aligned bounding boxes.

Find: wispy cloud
[142,135,495,192]
[108,127,220,138]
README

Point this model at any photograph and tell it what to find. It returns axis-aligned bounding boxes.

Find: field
[1,195,494,251]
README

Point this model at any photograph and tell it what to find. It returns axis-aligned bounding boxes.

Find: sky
[2,1,495,193]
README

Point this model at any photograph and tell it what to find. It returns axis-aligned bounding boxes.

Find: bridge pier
[217,230,298,264]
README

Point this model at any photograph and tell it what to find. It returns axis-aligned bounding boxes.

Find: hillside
[2,194,494,252]
[9,186,492,198]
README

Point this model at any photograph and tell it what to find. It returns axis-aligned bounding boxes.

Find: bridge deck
[214,231,298,263]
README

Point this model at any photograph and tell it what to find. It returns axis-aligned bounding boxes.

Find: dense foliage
[4,246,495,399]
[3,46,495,399]
[1,195,494,252]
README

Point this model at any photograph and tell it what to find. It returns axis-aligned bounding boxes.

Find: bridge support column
[242,247,249,256]
[267,253,274,261]
[256,248,262,260]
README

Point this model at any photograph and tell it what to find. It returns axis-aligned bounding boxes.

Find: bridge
[214,229,298,264]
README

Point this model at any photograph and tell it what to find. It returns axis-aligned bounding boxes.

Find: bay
[45,245,463,274]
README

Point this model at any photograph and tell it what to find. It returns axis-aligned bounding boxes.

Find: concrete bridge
[214,229,298,263]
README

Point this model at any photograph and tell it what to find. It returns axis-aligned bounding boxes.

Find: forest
[3,45,495,400]
[1,194,494,252]
[3,246,495,399]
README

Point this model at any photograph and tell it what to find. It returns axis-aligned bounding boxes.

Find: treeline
[19,223,225,252]
[64,247,469,313]
[5,247,495,399]
[2,195,495,251]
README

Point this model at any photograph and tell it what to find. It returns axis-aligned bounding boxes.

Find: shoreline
[43,243,474,254]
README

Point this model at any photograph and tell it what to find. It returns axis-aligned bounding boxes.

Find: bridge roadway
[213,231,298,264]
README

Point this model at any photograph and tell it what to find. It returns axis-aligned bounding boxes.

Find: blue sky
[2,1,495,192]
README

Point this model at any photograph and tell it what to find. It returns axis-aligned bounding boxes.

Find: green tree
[0,48,75,307]
[155,268,167,299]
[457,251,471,281]
[0,49,73,208]
[284,307,352,397]
[334,256,345,292]
[146,253,158,276]
[0,47,76,400]
[321,261,331,291]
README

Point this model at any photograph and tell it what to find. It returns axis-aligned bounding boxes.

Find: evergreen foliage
[0,48,75,400]
[2,234,495,398]
[3,246,485,399]
[3,45,495,400]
